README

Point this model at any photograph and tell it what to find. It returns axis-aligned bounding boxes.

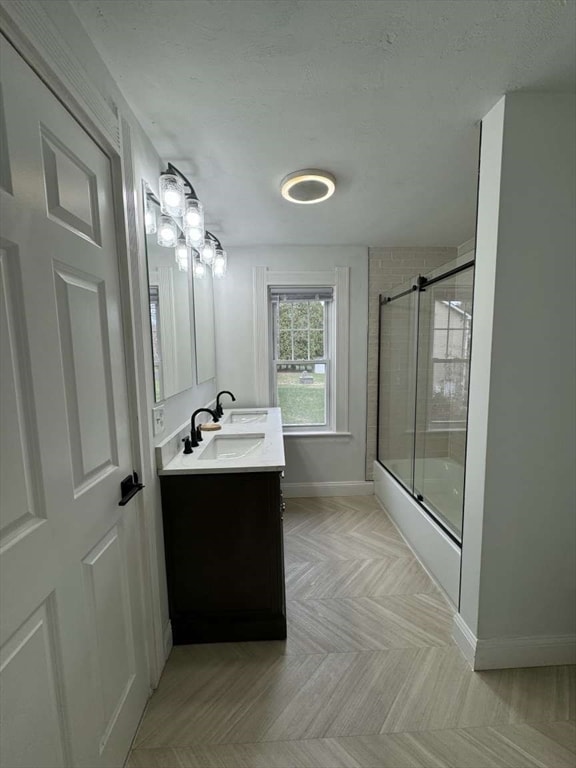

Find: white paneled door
[0,37,149,768]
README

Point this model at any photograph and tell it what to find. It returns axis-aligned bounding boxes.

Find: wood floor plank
[285,556,439,599]
[127,721,576,767]
[284,529,412,563]
[285,593,454,653]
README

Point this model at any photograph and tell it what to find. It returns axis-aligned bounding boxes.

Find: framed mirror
[143,185,194,401]
[193,264,216,383]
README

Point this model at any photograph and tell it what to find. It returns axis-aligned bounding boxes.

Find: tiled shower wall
[366,247,456,481]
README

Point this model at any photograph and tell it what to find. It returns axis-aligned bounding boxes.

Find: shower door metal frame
[376,258,475,547]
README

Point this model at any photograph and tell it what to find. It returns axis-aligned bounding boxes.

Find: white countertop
[158,407,285,475]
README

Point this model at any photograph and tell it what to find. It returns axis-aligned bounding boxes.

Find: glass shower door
[413,266,474,539]
[377,285,418,491]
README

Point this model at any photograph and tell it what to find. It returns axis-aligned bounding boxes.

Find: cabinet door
[161,472,286,643]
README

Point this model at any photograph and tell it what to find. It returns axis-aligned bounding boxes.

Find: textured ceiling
[71,0,576,247]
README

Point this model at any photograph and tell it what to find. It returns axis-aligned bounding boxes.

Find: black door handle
[119,471,144,506]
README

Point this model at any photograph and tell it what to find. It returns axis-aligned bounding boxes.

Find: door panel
[0,599,69,768]
[0,36,149,767]
[83,526,136,751]
[54,264,118,493]
[40,126,102,244]
[0,246,43,537]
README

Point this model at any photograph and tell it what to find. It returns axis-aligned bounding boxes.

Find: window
[270,287,332,427]
[429,298,472,431]
[253,267,350,434]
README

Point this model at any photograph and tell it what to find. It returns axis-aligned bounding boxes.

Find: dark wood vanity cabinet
[160,471,286,644]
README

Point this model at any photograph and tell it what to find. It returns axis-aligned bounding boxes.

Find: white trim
[163,620,173,661]
[253,266,269,405]
[373,461,461,605]
[452,614,477,666]
[253,266,350,429]
[0,1,120,153]
[453,615,576,670]
[117,118,166,689]
[282,481,373,498]
[334,267,350,432]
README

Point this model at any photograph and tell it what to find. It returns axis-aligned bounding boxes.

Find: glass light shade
[184,198,204,229]
[201,238,216,265]
[144,197,157,234]
[159,173,185,217]
[157,215,178,247]
[193,253,206,279]
[212,249,227,279]
[185,225,204,248]
[175,237,188,265]
[177,253,189,272]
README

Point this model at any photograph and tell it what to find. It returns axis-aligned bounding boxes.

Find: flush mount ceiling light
[280,169,336,205]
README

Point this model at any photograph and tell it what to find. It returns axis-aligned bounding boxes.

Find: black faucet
[190,408,219,447]
[215,390,236,417]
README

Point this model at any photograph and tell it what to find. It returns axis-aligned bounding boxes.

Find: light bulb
[175,238,188,264]
[213,249,227,278]
[201,239,216,265]
[177,252,189,272]
[157,215,177,247]
[164,189,181,207]
[185,226,204,248]
[184,199,204,228]
[159,173,185,217]
[193,254,206,278]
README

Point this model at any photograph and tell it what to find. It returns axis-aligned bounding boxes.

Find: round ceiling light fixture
[280,169,336,204]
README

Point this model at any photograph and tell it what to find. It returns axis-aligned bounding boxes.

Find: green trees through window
[272,298,329,426]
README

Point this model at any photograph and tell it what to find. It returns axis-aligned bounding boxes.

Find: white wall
[459,94,576,664]
[214,246,369,487]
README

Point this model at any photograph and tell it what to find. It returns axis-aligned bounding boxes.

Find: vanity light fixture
[151,166,229,278]
[280,169,336,205]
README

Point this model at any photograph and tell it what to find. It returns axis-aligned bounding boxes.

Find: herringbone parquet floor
[127,496,575,767]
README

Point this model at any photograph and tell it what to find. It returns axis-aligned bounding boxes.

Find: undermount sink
[199,433,265,460]
[228,410,268,424]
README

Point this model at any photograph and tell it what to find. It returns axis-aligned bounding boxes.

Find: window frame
[253,267,350,435]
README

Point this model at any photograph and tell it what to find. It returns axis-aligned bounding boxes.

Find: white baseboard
[452,614,479,666]
[163,620,173,661]
[281,481,374,498]
[453,614,576,670]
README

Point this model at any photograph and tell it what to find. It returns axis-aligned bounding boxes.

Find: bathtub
[374,458,462,605]
[387,457,464,538]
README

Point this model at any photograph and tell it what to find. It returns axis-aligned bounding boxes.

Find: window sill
[282,431,352,438]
